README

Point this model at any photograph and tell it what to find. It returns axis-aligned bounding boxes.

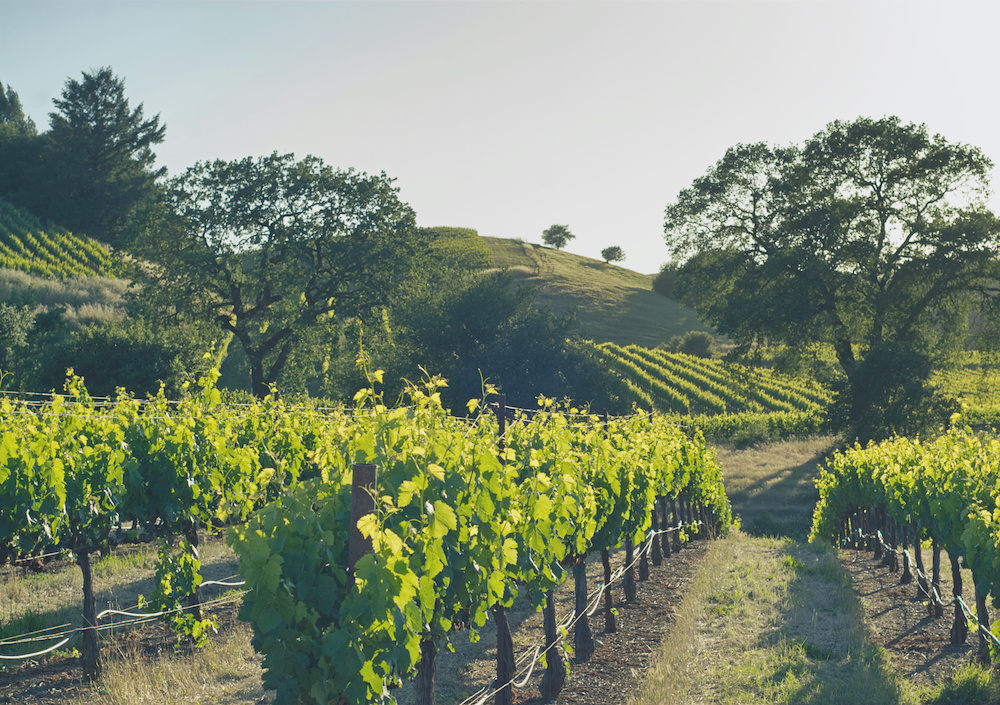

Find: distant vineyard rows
[583,340,831,416]
[0,197,116,278]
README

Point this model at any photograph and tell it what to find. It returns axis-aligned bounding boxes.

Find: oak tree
[664,116,1000,441]
[542,224,574,249]
[137,152,424,398]
[600,246,625,264]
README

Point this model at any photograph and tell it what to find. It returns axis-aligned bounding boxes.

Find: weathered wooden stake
[951,557,968,644]
[573,557,594,661]
[539,589,566,698]
[348,463,377,590]
[601,549,616,633]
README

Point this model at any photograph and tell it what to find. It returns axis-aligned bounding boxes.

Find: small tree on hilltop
[542,224,574,249]
[600,246,625,264]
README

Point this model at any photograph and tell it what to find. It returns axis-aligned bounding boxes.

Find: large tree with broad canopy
[136,152,425,398]
[663,116,1000,441]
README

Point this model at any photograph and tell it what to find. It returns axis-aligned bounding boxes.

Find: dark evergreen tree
[37,67,166,245]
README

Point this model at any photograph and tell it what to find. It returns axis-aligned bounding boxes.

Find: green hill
[481,236,711,347]
[0,196,119,278]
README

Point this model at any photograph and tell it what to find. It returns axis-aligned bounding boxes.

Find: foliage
[17,67,166,246]
[144,540,218,647]
[351,270,579,410]
[827,341,958,443]
[652,261,678,299]
[133,152,425,398]
[664,117,1000,441]
[601,245,625,264]
[423,226,492,270]
[665,330,716,358]
[0,80,36,137]
[0,301,34,371]
[24,318,212,398]
[542,223,574,250]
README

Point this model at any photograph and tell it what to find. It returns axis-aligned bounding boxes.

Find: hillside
[482,236,711,347]
[0,196,119,278]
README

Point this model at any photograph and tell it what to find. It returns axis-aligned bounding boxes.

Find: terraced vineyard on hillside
[0,197,117,278]
[584,341,831,416]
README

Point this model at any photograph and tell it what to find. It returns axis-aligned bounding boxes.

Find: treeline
[0,71,626,409]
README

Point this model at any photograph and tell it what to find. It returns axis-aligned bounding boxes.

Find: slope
[482,236,711,347]
[0,195,119,278]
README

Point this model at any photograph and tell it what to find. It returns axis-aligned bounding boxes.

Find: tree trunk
[873,506,883,560]
[900,523,912,585]
[976,584,991,665]
[414,638,437,705]
[78,550,100,680]
[573,557,594,661]
[601,549,616,633]
[184,522,203,622]
[951,557,968,644]
[660,497,672,558]
[492,605,514,705]
[671,497,682,551]
[624,536,637,602]
[932,539,944,617]
[539,590,566,698]
[650,500,663,566]
[913,524,928,597]
[639,536,650,582]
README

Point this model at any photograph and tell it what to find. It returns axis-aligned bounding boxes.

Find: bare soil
[839,543,980,691]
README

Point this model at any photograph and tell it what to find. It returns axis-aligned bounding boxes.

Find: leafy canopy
[600,246,625,264]
[542,224,574,250]
[135,152,425,398]
[664,116,1000,440]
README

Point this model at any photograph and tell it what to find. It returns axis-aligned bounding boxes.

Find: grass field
[482,236,712,348]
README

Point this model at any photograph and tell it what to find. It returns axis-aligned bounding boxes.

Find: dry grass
[83,622,267,705]
[633,533,919,705]
[0,537,241,664]
[714,437,837,541]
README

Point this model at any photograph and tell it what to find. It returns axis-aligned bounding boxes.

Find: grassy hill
[482,236,711,347]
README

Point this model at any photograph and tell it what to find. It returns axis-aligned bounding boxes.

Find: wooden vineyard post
[976,584,991,665]
[78,549,99,680]
[650,499,663,566]
[624,535,637,602]
[873,506,884,560]
[951,557,968,644]
[348,463,377,591]
[491,394,515,705]
[573,556,595,661]
[932,538,944,617]
[913,524,928,598]
[602,549,616,633]
[900,523,912,585]
[539,589,566,698]
[671,497,682,551]
[660,497,672,558]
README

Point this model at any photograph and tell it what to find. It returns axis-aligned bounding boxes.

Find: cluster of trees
[0,69,619,411]
[8,66,996,441]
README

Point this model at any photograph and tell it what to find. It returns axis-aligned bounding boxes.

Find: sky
[2,0,1000,274]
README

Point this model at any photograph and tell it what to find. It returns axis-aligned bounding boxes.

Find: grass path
[633,438,927,705]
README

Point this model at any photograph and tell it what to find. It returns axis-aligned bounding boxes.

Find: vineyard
[582,341,830,416]
[0,197,118,278]
[0,372,731,704]
[811,424,1000,664]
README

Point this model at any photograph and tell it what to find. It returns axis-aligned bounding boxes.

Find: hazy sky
[3,1,999,273]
